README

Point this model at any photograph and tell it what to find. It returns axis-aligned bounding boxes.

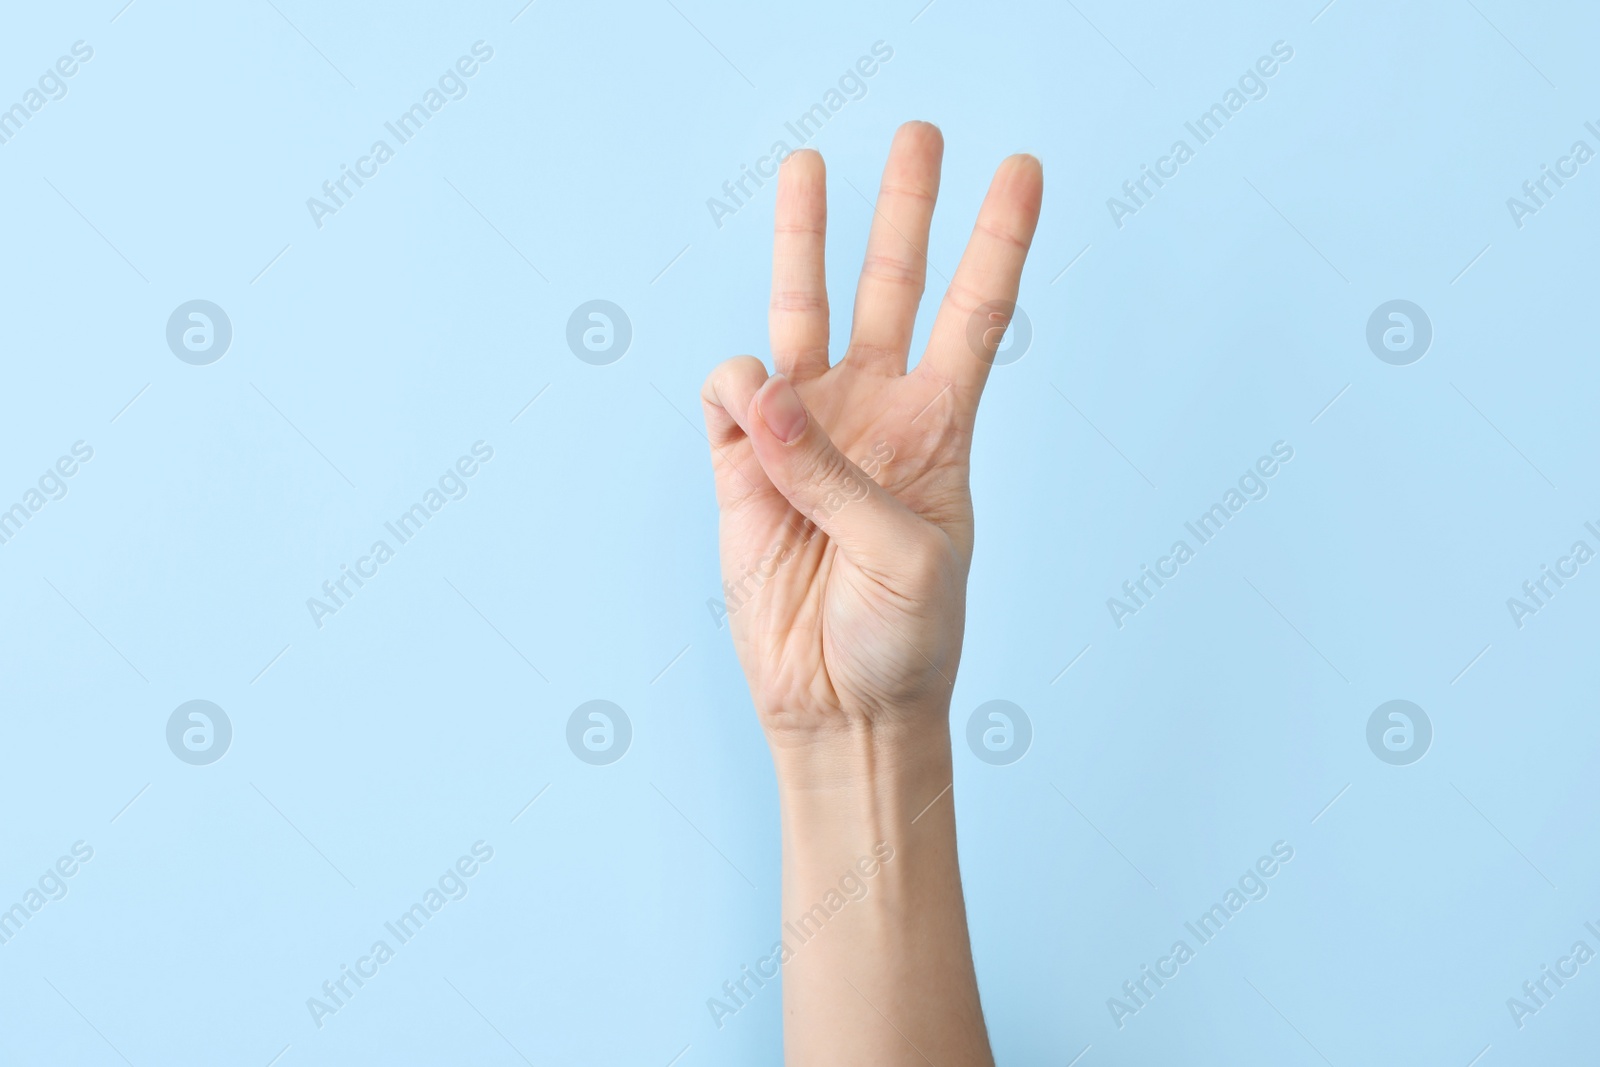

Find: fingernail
[758,374,808,444]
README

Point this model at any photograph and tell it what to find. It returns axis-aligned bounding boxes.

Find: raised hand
[701,121,1043,759]
[701,121,1042,1066]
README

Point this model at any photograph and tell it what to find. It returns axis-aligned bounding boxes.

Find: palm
[701,123,1043,742]
[715,369,971,731]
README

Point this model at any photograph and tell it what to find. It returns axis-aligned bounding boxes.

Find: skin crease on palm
[700,121,1045,761]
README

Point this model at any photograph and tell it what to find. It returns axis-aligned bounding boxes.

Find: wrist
[771,716,955,839]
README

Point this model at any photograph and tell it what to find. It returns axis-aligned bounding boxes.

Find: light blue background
[2,0,1597,1063]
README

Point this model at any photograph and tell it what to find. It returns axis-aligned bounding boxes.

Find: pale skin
[701,122,1043,1064]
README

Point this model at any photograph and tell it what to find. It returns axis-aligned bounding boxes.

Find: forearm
[773,722,993,1066]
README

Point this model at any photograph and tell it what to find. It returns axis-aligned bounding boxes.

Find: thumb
[744,374,922,567]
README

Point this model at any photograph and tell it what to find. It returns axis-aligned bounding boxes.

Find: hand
[701,121,1043,763]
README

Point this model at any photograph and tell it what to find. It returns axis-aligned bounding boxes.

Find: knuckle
[975,217,1030,251]
[773,221,826,238]
[775,342,830,368]
[801,441,852,488]
[845,340,905,367]
[940,280,990,317]
[800,450,865,521]
[858,252,925,289]
[770,288,829,314]
[877,180,938,207]
[699,360,729,400]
